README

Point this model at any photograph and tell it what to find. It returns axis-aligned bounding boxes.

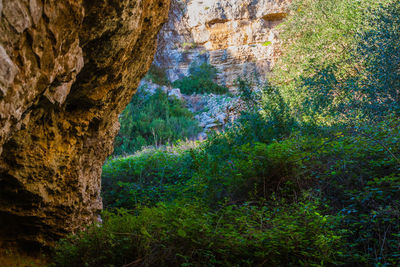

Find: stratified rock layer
[0,0,170,248]
[154,0,290,88]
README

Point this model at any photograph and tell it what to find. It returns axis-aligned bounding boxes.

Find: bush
[273,0,400,124]
[299,120,400,265]
[145,64,170,86]
[58,117,400,266]
[102,144,199,209]
[172,63,228,95]
[114,88,201,155]
[189,140,304,205]
[197,117,400,264]
[53,200,344,267]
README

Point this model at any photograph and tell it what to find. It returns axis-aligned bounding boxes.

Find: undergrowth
[114,88,201,155]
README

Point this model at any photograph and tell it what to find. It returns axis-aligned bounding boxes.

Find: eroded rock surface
[154,0,290,88]
[0,0,170,248]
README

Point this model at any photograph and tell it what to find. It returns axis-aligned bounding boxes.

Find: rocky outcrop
[0,0,170,249]
[186,93,244,132]
[139,82,245,134]
[154,0,290,89]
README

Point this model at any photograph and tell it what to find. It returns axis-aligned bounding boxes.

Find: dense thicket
[54,0,400,266]
[172,63,229,95]
[274,0,400,123]
[113,88,200,155]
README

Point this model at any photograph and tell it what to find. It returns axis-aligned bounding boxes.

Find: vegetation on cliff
[172,62,229,95]
[113,88,201,155]
[54,0,399,266]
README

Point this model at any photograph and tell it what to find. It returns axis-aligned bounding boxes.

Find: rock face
[186,93,244,132]
[154,0,290,89]
[0,0,170,249]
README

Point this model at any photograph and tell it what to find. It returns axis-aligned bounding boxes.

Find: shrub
[114,88,201,155]
[53,200,344,267]
[189,140,305,205]
[273,0,399,124]
[60,116,400,266]
[172,63,228,95]
[196,117,400,265]
[300,120,400,265]
[145,64,170,86]
[102,144,198,209]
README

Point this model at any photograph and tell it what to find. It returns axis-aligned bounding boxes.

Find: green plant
[262,41,272,46]
[54,199,344,267]
[114,88,201,155]
[102,144,199,209]
[302,121,400,265]
[60,116,400,266]
[182,42,197,50]
[172,62,228,95]
[145,64,170,86]
[273,0,399,124]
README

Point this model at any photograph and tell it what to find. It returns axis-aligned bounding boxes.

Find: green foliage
[298,120,400,265]
[54,200,343,267]
[182,42,197,50]
[235,78,260,110]
[262,41,272,46]
[204,118,400,265]
[353,1,400,118]
[266,3,400,262]
[57,117,400,266]
[231,79,298,145]
[102,145,198,209]
[189,139,303,205]
[145,64,170,86]
[172,63,228,95]
[106,126,305,209]
[273,0,400,123]
[114,88,201,155]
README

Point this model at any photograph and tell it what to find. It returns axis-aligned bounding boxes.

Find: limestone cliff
[0,0,170,248]
[154,0,290,89]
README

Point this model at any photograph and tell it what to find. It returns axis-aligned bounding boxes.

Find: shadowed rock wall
[0,0,170,248]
